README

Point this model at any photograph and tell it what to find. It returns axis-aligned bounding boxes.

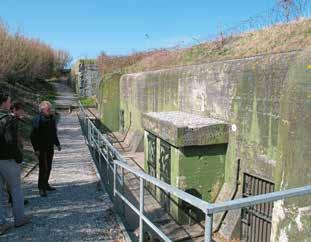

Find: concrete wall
[97,73,121,131]
[269,49,311,241]
[70,60,101,97]
[120,70,179,132]
[98,48,311,241]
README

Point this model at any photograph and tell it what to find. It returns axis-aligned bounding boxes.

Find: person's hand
[57,146,62,151]
[35,151,40,157]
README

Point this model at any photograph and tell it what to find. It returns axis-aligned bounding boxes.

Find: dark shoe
[39,190,47,197]
[0,223,11,235]
[46,185,56,191]
[15,215,32,227]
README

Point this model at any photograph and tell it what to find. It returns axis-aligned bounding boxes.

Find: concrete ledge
[142,111,229,147]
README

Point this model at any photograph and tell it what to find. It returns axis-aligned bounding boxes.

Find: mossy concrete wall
[120,71,179,132]
[97,73,121,131]
[69,60,101,97]
[269,48,311,242]
[99,49,310,240]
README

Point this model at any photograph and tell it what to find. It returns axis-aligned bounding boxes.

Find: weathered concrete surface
[70,60,101,97]
[269,48,311,242]
[98,49,311,241]
[97,73,121,132]
[1,82,128,241]
[142,111,228,147]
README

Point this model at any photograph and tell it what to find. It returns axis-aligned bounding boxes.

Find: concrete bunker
[142,111,229,224]
[93,47,311,241]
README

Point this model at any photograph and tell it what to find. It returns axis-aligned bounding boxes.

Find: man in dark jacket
[30,101,61,197]
[0,93,31,235]
[7,102,29,206]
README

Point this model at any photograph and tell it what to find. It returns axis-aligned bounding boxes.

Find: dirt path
[1,81,128,241]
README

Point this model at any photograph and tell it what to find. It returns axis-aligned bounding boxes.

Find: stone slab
[142,111,229,147]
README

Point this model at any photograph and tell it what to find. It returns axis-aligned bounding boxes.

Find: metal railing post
[120,167,125,216]
[121,167,124,186]
[139,178,144,242]
[91,125,95,157]
[87,120,90,142]
[107,147,110,185]
[113,162,117,196]
[204,213,213,242]
[98,149,102,173]
[85,115,87,134]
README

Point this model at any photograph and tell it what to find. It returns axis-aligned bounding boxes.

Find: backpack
[0,114,11,146]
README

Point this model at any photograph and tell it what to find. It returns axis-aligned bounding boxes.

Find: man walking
[30,101,61,197]
[0,93,31,235]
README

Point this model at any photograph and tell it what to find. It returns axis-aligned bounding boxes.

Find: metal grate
[159,140,171,212]
[119,110,125,133]
[147,133,157,194]
[241,173,275,242]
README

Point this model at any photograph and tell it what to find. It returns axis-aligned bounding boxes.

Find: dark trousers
[38,149,54,191]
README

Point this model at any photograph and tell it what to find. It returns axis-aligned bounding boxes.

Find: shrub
[0,21,71,85]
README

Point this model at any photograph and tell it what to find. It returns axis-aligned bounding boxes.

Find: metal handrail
[77,101,311,242]
[114,159,210,212]
[207,185,311,214]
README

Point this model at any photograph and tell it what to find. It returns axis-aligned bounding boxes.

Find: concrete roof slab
[142,111,229,147]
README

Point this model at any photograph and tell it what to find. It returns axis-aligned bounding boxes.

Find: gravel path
[1,82,127,241]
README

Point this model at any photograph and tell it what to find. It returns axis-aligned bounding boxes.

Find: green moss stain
[178,144,227,202]
[120,72,179,133]
[277,49,311,189]
[98,73,121,131]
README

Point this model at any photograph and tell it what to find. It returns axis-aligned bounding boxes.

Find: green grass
[79,59,97,65]
[36,81,57,106]
[79,97,96,107]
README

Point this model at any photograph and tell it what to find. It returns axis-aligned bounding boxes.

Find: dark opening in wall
[241,173,275,242]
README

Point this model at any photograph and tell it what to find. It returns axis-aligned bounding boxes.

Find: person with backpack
[30,101,61,197]
[0,93,32,235]
[7,102,29,206]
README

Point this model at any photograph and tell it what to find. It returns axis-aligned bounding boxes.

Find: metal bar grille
[120,110,124,132]
[147,133,157,194]
[241,173,275,242]
[159,140,171,212]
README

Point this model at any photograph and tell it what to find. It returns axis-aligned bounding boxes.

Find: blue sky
[0,0,278,60]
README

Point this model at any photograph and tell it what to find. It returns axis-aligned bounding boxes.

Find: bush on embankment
[0,21,71,85]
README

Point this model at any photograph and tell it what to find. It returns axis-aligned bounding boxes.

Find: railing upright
[139,178,144,242]
[204,213,213,242]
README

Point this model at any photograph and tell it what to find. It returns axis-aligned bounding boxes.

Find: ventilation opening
[241,173,275,242]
